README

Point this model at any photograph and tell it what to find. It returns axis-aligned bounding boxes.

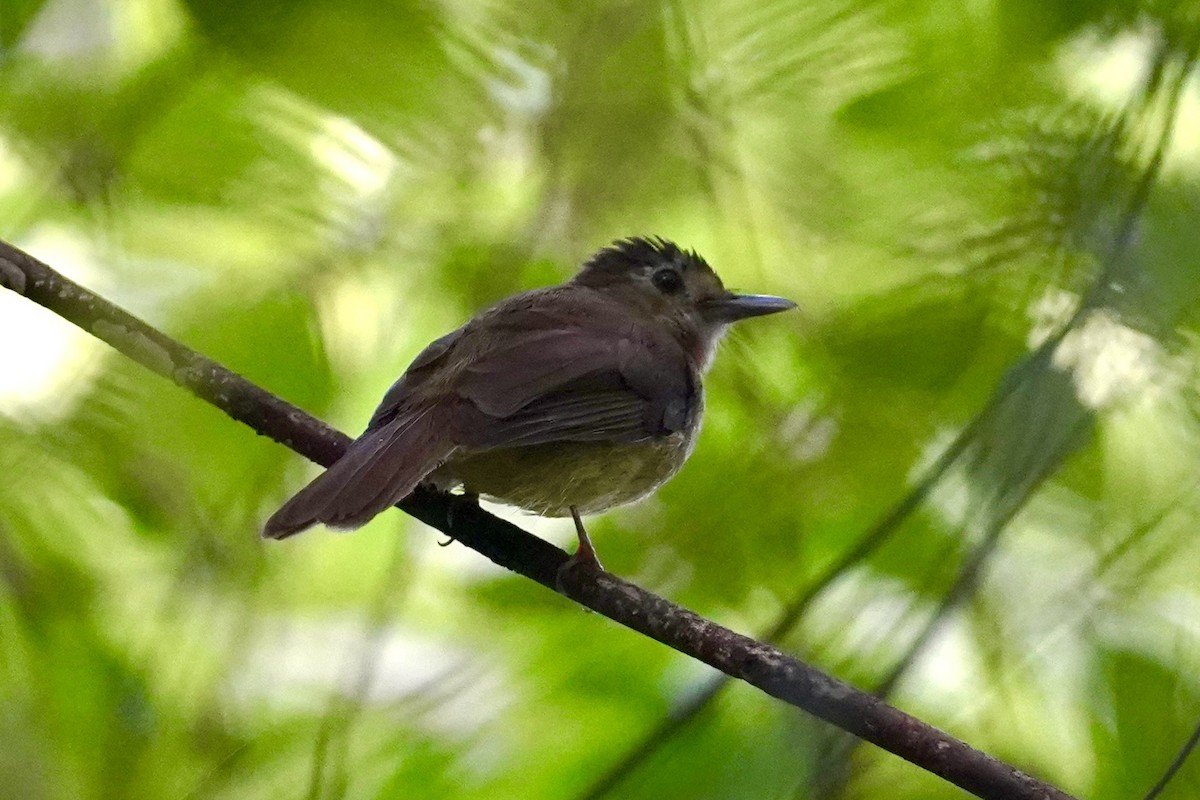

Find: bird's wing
[454,322,699,449]
[262,403,455,539]
[367,327,466,429]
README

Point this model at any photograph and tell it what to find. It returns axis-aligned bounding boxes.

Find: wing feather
[262,405,454,539]
[455,321,698,450]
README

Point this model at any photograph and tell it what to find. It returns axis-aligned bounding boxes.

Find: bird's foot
[556,507,605,592]
[441,491,479,545]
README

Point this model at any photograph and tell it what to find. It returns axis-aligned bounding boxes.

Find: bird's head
[572,237,795,367]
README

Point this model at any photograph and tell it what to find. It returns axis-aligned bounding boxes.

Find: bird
[262,237,795,569]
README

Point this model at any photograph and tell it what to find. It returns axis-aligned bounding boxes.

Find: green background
[2,0,1200,798]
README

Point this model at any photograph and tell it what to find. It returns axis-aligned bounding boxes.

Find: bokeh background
[3,1,1200,798]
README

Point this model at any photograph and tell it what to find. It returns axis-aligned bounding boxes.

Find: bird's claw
[441,491,479,546]
[555,549,605,594]
[556,506,605,593]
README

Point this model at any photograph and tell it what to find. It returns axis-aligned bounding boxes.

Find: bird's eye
[651,268,683,294]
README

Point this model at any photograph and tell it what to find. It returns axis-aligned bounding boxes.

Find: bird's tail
[262,406,453,539]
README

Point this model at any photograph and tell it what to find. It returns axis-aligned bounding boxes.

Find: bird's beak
[704,292,797,323]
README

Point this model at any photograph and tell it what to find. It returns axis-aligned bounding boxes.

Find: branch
[0,238,1078,800]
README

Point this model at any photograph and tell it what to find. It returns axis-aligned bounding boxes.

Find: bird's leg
[441,491,479,546]
[568,506,603,571]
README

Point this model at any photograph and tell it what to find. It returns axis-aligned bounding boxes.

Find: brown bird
[263,237,795,567]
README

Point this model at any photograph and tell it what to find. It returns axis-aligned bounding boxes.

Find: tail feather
[262,406,453,539]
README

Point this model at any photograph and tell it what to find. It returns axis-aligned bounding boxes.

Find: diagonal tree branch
[0,238,1078,800]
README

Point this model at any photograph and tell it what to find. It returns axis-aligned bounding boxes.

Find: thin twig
[1142,713,1200,800]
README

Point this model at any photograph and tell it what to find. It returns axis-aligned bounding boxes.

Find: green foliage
[3,0,1200,798]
